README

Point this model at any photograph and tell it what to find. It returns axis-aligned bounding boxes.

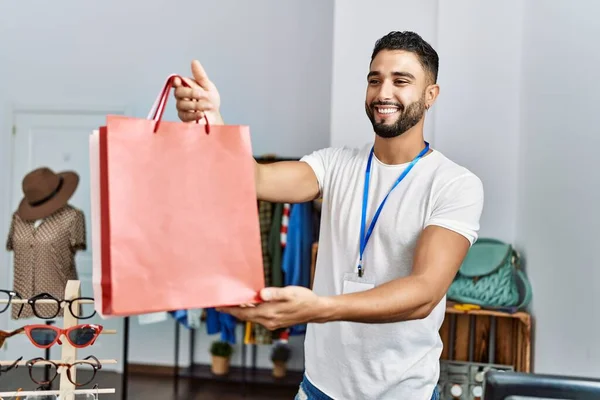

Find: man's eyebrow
[392,71,416,80]
[367,71,416,80]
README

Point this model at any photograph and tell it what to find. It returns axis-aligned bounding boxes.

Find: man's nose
[377,81,394,101]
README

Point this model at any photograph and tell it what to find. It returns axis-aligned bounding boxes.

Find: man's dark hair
[371,31,439,84]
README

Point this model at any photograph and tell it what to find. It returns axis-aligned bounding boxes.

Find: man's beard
[365,96,427,138]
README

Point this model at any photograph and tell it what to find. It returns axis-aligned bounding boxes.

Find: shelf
[446,304,531,325]
[179,364,303,388]
[0,280,120,399]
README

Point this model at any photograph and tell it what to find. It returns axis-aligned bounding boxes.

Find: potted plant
[270,337,291,379]
[210,340,233,375]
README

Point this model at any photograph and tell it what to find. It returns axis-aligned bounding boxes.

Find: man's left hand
[216,286,329,331]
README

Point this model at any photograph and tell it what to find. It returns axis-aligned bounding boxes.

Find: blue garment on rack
[170,310,189,328]
[282,202,313,335]
[205,308,237,344]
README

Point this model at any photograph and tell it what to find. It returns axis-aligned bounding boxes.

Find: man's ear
[425,84,440,110]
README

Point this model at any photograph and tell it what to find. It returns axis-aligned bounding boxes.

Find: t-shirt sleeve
[300,147,341,196]
[425,173,484,245]
[70,210,87,251]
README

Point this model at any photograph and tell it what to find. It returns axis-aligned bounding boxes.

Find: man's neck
[373,126,428,165]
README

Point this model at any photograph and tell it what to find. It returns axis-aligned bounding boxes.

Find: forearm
[254,161,320,203]
[316,275,437,324]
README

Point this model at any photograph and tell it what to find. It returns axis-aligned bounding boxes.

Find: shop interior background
[0,0,598,380]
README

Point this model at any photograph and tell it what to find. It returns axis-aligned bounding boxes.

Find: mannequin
[5,167,86,320]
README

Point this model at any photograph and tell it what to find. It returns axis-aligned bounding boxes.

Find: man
[174,31,483,400]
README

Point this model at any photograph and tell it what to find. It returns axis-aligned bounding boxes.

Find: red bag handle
[148,74,211,134]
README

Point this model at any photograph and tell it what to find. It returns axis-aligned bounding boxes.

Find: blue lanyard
[358,141,430,277]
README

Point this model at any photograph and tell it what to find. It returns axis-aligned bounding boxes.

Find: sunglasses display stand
[0,280,117,399]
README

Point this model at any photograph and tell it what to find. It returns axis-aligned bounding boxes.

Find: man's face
[365,50,430,138]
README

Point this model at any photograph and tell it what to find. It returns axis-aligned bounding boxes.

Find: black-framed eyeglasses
[24,293,96,320]
[0,289,25,315]
[0,356,22,375]
[26,355,102,387]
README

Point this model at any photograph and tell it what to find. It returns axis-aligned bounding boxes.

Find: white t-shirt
[300,144,484,400]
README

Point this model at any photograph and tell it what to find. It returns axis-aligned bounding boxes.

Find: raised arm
[253,161,319,203]
[173,60,320,204]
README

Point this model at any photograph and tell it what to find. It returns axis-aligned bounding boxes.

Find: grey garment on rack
[137,311,169,325]
[187,308,203,329]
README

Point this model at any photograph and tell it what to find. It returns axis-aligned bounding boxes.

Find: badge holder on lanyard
[357,141,430,277]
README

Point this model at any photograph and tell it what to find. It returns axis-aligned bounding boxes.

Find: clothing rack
[122,316,130,400]
[0,280,117,399]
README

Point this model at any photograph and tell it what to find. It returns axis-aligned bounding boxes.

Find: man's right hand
[173,60,224,125]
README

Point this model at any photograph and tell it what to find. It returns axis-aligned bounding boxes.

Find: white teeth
[377,108,398,114]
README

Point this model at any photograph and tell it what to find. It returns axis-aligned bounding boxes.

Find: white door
[2,107,126,372]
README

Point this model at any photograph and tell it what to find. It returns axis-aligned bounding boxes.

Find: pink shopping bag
[89,74,265,316]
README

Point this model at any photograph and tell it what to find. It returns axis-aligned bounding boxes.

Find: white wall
[434,0,523,242]
[0,0,334,370]
[0,0,333,157]
[515,0,600,377]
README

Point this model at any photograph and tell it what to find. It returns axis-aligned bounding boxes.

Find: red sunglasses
[23,324,103,349]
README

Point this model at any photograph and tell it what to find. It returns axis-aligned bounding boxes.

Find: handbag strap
[509,246,532,309]
[475,237,507,246]
[515,268,533,309]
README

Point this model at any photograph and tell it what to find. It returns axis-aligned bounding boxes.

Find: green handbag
[447,238,533,310]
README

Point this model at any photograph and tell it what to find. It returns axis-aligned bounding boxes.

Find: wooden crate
[440,303,532,372]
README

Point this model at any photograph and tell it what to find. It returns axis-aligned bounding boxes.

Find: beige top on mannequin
[5,166,85,319]
[6,205,86,319]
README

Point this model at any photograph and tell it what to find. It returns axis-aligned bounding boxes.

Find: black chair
[484,370,600,399]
